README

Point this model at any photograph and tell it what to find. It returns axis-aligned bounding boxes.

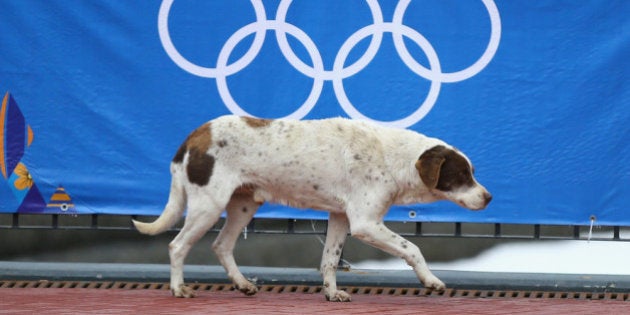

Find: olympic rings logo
[158,0,501,128]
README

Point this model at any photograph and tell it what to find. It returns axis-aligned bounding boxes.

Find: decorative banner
[0,1,628,226]
[46,185,76,213]
[1,93,46,212]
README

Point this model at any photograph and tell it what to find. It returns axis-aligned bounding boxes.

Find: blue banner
[1,1,628,226]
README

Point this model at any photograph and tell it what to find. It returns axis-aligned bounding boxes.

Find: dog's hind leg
[169,188,231,298]
[212,190,260,296]
[320,212,351,302]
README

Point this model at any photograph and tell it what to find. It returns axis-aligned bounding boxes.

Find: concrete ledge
[2,261,629,293]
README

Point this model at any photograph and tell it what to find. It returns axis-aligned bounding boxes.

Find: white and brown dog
[133,115,491,302]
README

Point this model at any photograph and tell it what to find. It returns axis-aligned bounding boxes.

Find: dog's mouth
[456,194,492,211]
[466,203,489,211]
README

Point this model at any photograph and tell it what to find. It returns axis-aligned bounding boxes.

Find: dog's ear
[416,146,447,189]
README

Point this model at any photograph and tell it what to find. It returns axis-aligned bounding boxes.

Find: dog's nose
[483,191,493,206]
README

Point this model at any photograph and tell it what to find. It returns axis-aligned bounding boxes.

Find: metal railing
[1,213,629,242]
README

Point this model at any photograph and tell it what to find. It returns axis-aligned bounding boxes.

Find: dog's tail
[132,165,186,236]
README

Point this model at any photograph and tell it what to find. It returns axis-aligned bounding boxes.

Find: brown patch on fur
[242,116,272,128]
[233,183,257,196]
[172,122,215,186]
[417,146,446,189]
[173,142,187,164]
[417,145,474,191]
[187,150,215,186]
[173,123,212,163]
[187,123,212,152]
[436,148,474,191]
[230,184,264,205]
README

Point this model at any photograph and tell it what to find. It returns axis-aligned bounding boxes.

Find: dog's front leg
[320,212,351,302]
[347,209,446,292]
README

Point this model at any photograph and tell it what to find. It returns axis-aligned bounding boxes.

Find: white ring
[274,0,384,81]
[216,20,324,120]
[158,0,267,78]
[392,0,501,83]
[158,0,501,126]
[333,23,442,128]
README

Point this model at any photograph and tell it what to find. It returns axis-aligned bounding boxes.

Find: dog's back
[204,116,439,210]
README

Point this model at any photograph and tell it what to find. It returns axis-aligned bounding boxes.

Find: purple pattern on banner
[17,184,46,213]
[1,93,46,213]
[5,95,25,177]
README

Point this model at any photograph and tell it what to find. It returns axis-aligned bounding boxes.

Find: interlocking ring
[158,0,501,128]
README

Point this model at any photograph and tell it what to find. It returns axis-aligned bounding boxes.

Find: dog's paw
[325,290,352,302]
[171,284,197,298]
[237,282,258,296]
[423,276,446,292]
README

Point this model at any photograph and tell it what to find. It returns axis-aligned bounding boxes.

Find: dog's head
[416,145,492,210]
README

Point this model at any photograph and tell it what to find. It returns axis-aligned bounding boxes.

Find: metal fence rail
[4,262,630,295]
[1,213,629,242]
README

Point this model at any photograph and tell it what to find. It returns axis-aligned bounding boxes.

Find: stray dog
[133,115,492,302]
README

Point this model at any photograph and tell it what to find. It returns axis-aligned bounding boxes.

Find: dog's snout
[483,191,492,206]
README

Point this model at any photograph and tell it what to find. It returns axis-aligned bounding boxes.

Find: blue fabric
[0,1,628,226]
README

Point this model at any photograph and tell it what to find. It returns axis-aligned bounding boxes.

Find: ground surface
[1,287,628,315]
